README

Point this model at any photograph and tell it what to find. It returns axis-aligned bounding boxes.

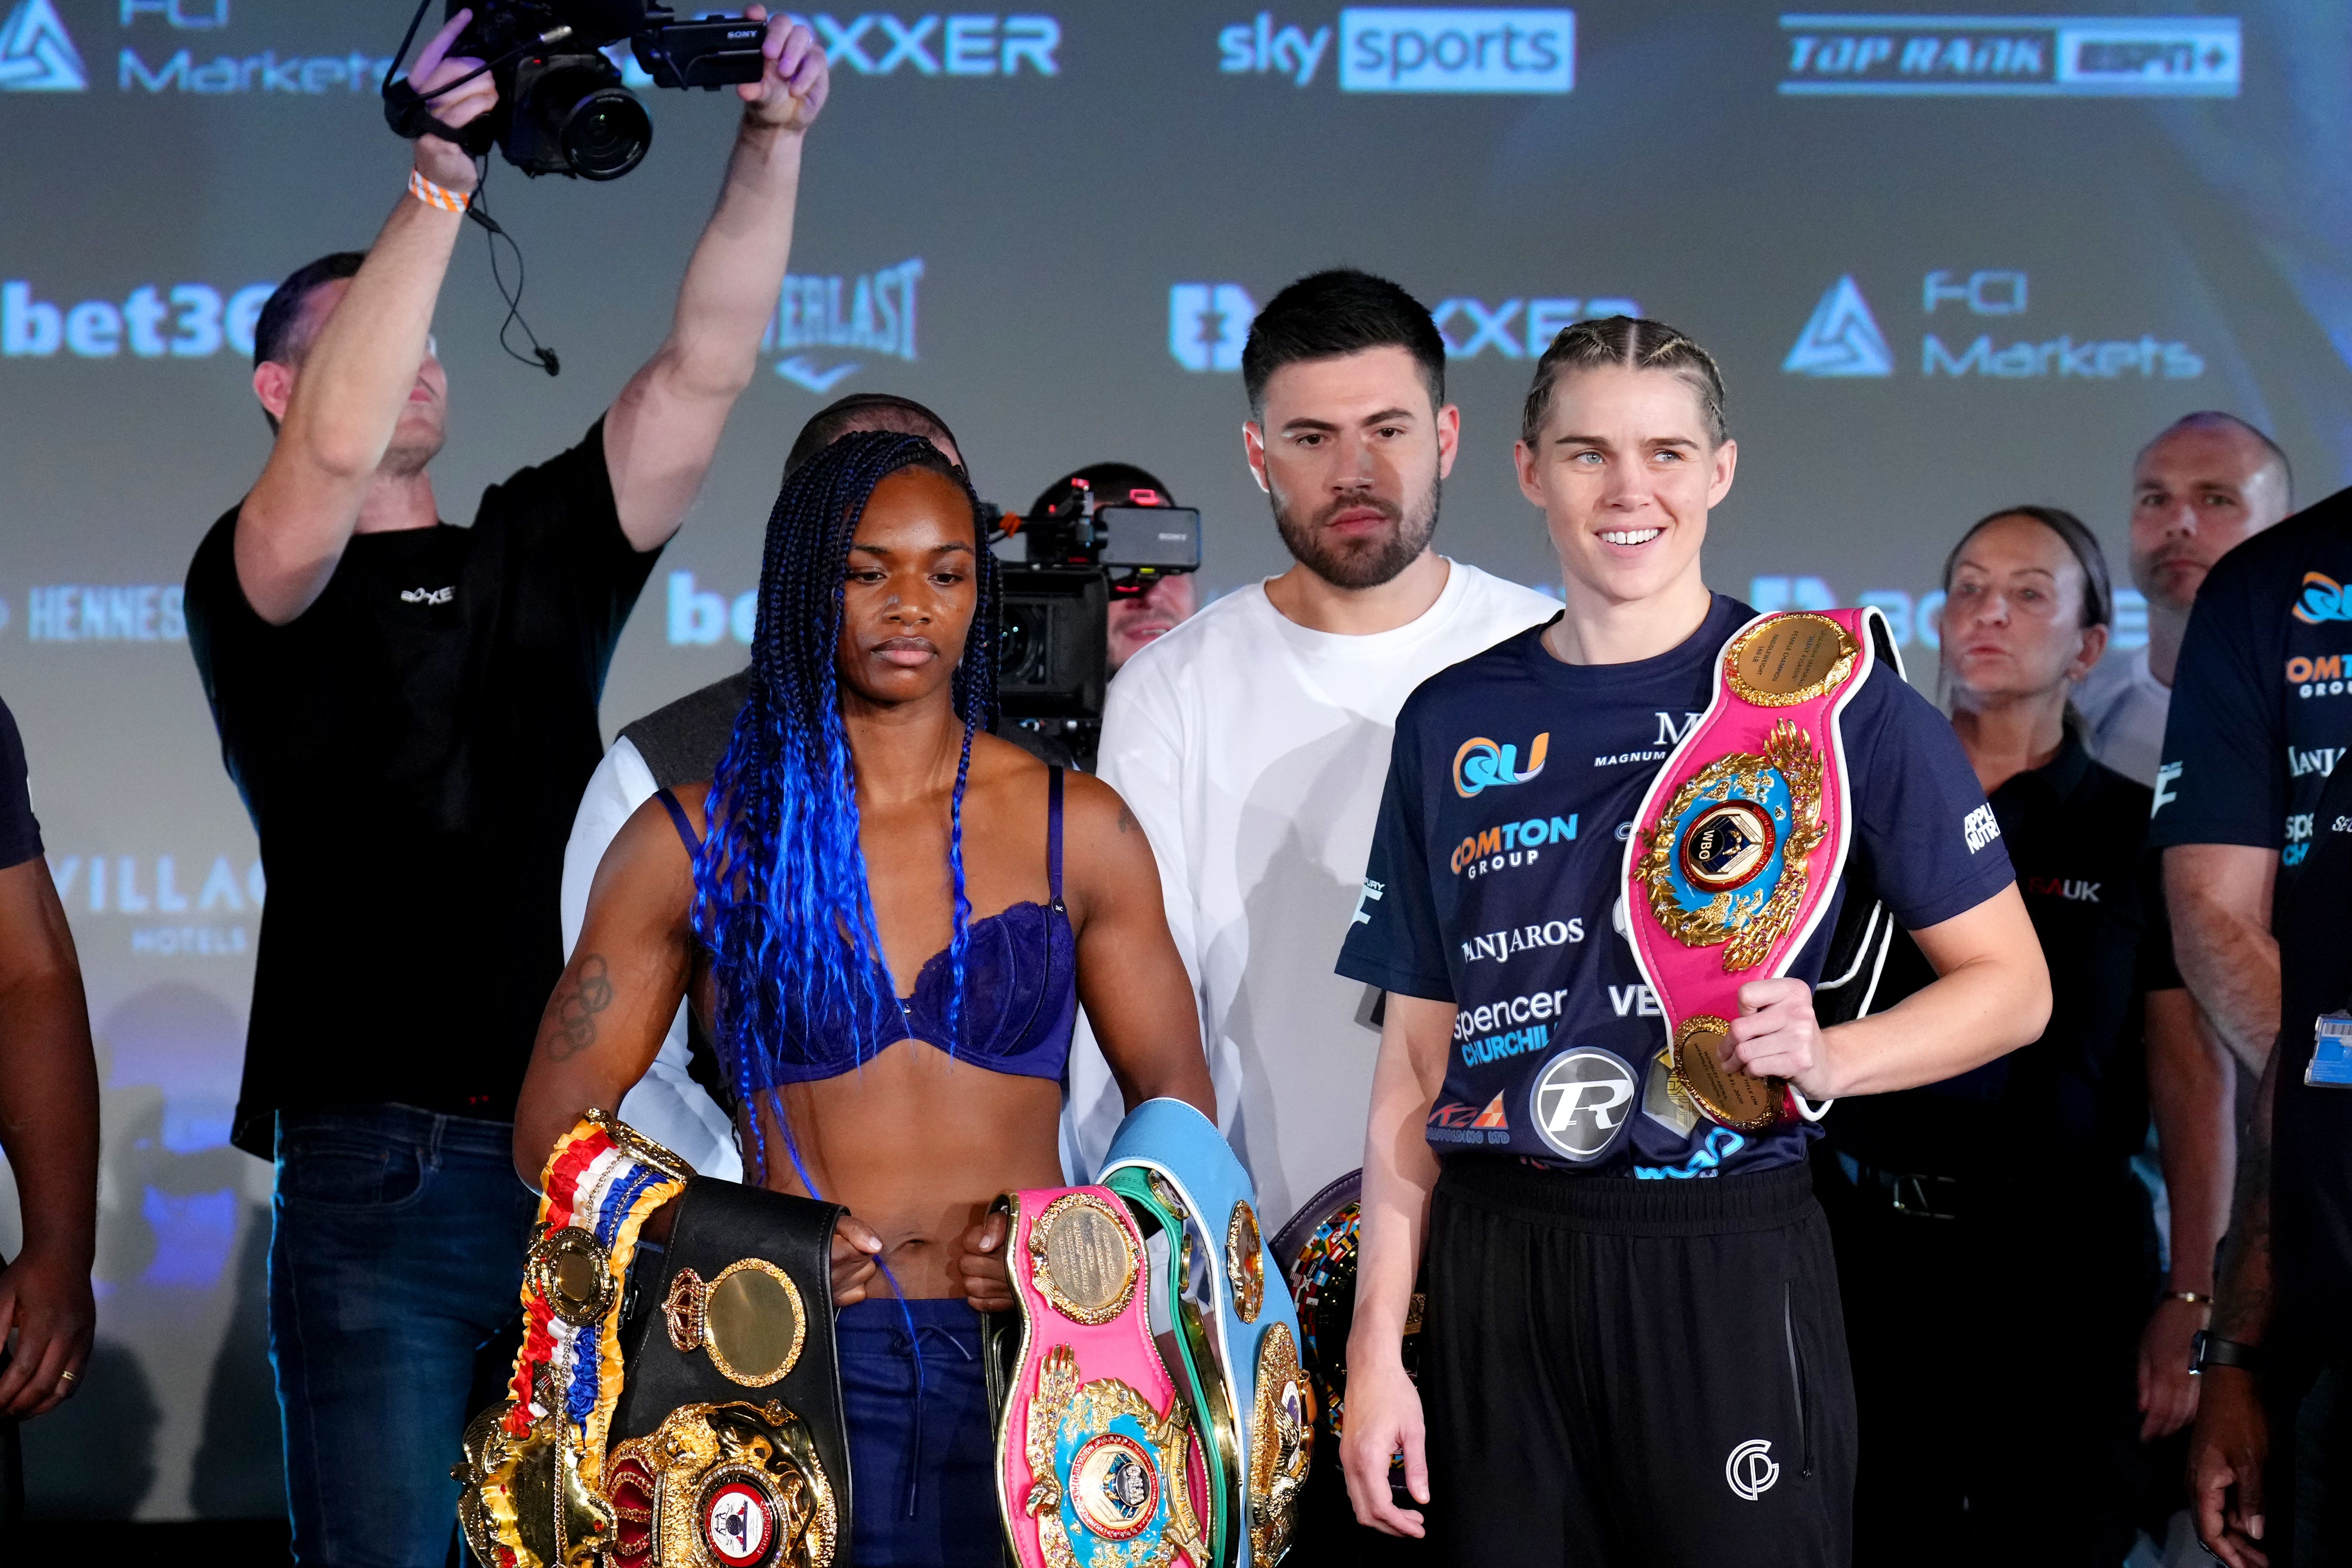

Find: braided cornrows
[1519,315,1730,448]
[691,431,999,1179]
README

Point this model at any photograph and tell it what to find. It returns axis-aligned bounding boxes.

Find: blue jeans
[837,1298,998,1567]
[270,1106,536,1568]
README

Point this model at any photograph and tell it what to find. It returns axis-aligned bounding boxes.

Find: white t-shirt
[560,737,745,1181]
[2073,643,2171,788]
[1066,560,1559,1225]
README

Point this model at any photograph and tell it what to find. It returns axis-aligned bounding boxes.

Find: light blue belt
[1099,1097,1312,1565]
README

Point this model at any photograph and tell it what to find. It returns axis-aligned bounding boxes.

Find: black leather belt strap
[609,1178,852,1519]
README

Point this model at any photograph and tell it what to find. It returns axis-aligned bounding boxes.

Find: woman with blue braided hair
[514,430,1216,1564]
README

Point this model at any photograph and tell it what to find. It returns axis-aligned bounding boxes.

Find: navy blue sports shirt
[1337,595,2015,1178]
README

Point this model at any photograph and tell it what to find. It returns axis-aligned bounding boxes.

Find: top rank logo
[1778,15,2240,99]
[0,0,84,90]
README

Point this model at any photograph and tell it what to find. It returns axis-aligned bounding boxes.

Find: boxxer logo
[1169,283,1254,372]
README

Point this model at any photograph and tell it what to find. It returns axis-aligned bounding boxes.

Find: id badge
[2309,1013,2352,1088]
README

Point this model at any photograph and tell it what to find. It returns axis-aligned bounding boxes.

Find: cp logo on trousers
[1725,1438,1779,1501]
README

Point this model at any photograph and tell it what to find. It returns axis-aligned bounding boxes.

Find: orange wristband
[407,169,470,213]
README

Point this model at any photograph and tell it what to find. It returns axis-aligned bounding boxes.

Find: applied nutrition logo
[0,0,84,90]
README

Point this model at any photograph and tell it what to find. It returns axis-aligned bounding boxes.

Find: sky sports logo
[1778,13,2240,99]
[1220,8,1573,93]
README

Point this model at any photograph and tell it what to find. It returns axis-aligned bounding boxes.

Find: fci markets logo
[1170,282,1637,372]
[765,258,923,394]
[0,0,82,90]
[1219,8,1572,93]
[1453,731,1548,796]
[1785,270,2203,383]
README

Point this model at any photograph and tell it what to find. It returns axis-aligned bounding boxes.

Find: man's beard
[1271,479,1441,590]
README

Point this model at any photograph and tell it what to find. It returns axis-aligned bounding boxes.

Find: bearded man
[1063,270,1556,1222]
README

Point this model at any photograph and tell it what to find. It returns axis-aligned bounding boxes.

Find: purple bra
[657,767,1079,1085]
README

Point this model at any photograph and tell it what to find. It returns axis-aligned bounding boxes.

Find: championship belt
[985,1184,1210,1568]
[1269,1171,1423,1529]
[455,1111,851,1568]
[1621,608,1891,1132]
[1099,1099,1312,1566]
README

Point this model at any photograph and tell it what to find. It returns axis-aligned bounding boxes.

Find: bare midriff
[744,1034,1065,1299]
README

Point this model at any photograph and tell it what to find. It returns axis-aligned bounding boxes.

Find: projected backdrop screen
[0,0,2343,1518]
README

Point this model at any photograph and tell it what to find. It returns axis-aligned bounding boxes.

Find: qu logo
[2292,572,2352,626]
[1453,733,1549,797]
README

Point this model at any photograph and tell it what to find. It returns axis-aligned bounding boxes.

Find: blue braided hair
[690,430,1000,1185]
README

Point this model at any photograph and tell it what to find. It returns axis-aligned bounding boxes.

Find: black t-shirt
[1826,738,2181,1181]
[1337,595,2014,1178]
[2148,486,2352,875]
[2272,751,2352,1347]
[0,694,42,871]
[186,422,657,1153]
[2151,483,2352,1343]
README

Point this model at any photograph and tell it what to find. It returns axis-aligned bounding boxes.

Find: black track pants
[1420,1159,1855,1566]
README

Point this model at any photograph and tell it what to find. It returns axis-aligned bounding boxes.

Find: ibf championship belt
[455,1111,852,1568]
[986,1184,1209,1568]
[1622,608,1891,1132]
[1099,1099,1312,1566]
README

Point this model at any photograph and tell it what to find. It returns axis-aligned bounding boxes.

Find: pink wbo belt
[1621,609,1887,1133]
[989,1185,1210,1568]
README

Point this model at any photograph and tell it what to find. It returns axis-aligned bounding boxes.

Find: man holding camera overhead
[180,10,829,1563]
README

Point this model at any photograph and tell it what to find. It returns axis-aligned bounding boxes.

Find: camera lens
[999,608,1046,687]
[560,87,652,181]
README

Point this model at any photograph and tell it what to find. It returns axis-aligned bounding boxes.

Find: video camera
[988,472,1202,769]
[382,1,768,181]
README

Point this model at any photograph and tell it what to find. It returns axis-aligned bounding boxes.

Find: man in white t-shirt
[1065,270,1557,1223]
[2076,411,2291,785]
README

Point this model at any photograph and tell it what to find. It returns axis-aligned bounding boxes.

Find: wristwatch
[2190,1328,2264,1376]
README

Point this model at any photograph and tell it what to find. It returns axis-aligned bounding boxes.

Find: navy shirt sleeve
[1337,694,1454,1002]
[1844,664,2015,928]
[0,695,42,871]
[2148,560,2276,850]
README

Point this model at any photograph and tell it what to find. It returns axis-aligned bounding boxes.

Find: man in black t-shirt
[0,695,100,1525]
[181,16,834,1565]
[2157,483,2352,1565]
